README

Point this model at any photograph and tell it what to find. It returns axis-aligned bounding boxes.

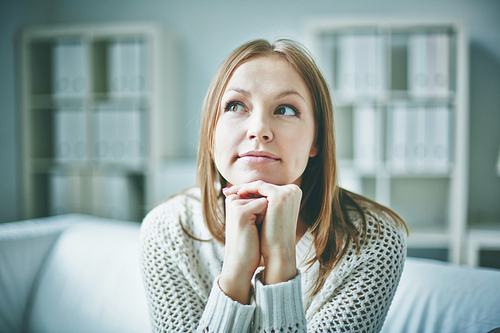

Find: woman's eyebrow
[225,87,306,102]
[276,90,306,102]
[225,88,250,97]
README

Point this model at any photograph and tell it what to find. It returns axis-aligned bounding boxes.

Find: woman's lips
[238,151,280,164]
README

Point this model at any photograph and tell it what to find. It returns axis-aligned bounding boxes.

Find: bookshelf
[20,22,178,222]
[306,17,469,264]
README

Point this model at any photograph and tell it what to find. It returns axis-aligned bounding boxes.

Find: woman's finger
[225,194,268,224]
[233,180,279,199]
[223,183,269,199]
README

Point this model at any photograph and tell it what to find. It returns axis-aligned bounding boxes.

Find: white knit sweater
[140,187,407,332]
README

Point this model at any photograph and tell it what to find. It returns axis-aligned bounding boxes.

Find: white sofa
[0,214,499,333]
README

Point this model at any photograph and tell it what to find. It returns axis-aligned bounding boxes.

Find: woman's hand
[222,181,302,290]
[218,186,267,304]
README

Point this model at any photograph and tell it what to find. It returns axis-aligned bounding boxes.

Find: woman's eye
[225,102,245,112]
[275,105,298,116]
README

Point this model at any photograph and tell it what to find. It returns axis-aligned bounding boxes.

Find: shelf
[29,93,150,109]
[30,159,149,175]
[467,222,500,267]
[309,17,468,264]
[21,22,175,222]
[92,93,150,107]
[30,94,87,109]
[90,161,149,174]
[389,90,456,103]
[407,228,451,248]
[387,169,453,178]
[333,91,455,107]
[338,160,453,178]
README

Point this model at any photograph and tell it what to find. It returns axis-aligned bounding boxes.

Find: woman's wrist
[262,252,297,285]
[219,270,253,305]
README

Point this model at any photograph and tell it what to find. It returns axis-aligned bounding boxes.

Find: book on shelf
[353,105,378,172]
[108,39,148,97]
[53,40,89,99]
[408,33,450,98]
[54,107,87,165]
[389,105,451,173]
[426,106,450,172]
[95,104,143,167]
[337,33,385,99]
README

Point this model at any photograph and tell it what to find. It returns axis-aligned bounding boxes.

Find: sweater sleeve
[197,277,255,333]
[140,202,208,332]
[253,271,308,333]
[306,213,407,332]
[200,269,308,333]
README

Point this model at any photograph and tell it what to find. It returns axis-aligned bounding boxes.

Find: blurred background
[0,0,499,267]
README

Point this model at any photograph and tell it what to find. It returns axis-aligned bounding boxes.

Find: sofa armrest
[0,214,101,333]
[382,257,500,333]
[25,219,151,333]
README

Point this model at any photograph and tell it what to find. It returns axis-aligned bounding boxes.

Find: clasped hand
[219,180,302,304]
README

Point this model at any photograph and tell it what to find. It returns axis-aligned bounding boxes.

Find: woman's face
[213,55,317,186]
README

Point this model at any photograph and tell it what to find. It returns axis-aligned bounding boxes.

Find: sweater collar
[296,230,315,268]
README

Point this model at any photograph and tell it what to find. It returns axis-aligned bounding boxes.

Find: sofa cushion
[26,219,151,333]
[381,257,500,333]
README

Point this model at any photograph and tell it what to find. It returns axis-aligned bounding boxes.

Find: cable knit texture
[140,187,407,333]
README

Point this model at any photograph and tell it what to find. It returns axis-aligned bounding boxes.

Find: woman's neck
[296,219,308,244]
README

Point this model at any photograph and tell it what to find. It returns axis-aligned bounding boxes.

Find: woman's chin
[227,174,301,187]
[219,165,303,186]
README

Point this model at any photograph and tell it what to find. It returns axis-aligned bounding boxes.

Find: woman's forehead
[224,56,310,99]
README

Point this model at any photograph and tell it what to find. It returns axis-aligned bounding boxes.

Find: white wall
[1,0,499,222]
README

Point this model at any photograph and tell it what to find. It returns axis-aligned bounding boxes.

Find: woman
[141,38,408,332]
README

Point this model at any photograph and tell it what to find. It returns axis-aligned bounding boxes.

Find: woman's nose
[247,111,273,142]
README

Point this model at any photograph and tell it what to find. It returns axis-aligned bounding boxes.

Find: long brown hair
[196,38,408,297]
